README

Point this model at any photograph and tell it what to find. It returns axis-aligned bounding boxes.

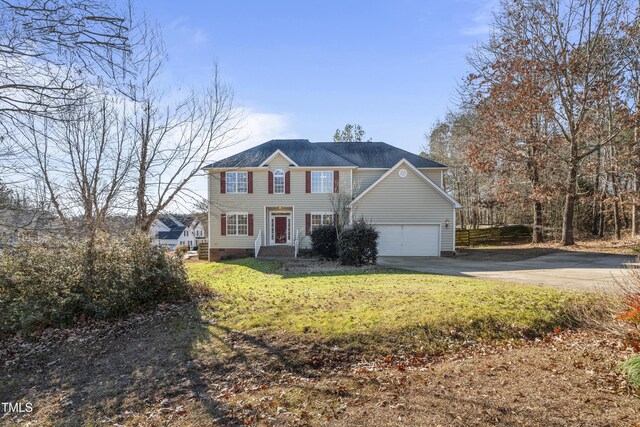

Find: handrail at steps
[254,230,262,257]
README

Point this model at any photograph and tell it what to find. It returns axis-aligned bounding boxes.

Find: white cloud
[460,0,498,36]
[167,16,208,46]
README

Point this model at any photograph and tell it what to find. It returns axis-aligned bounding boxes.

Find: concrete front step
[258,245,295,257]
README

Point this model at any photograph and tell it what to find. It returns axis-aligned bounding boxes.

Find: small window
[226,171,248,193]
[311,171,333,193]
[311,213,334,232]
[185,230,189,236]
[273,169,285,194]
[226,213,248,236]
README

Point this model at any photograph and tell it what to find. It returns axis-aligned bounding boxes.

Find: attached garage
[376,224,440,256]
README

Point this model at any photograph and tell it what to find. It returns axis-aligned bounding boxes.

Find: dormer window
[273,169,285,194]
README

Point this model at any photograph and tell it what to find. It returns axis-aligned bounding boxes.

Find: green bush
[0,233,203,338]
[338,219,379,266]
[311,225,339,260]
[621,354,640,389]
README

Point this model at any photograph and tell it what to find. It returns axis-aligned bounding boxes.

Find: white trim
[259,149,299,167]
[273,168,285,194]
[349,159,462,208]
[225,171,249,194]
[452,206,456,253]
[269,210,293,245]
[205,165,358,171]
[225,212,249,236]
[263,206,267,246]
[310,170,334,193]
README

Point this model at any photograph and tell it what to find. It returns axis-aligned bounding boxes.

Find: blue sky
[135,0,497,158]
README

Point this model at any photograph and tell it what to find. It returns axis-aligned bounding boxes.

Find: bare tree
[129,61,242,232]
[473,0,635,245]
[0,0,131,122]
[10,96,133,235]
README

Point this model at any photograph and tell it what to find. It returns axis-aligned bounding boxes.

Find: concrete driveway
[378,251,637,292]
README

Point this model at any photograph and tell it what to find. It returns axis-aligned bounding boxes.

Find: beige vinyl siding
[208,153,350,249]
[355,168,443,195]
[353,166,455,252]
[353,170,385,195]
[419,169,443,187]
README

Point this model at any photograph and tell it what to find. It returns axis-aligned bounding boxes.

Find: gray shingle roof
[158,229,184,240]
[204,139,446,169]
[315,142,446,168]
[205,140,355,168]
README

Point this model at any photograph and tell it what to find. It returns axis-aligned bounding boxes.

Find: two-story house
[149,214,207,251]
[204,139,461,260]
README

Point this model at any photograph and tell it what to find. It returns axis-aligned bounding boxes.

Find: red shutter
[268,171,273,194]
[334,213,339,227]
[305,171,311,193]
[221,214,226,236]
[248,214,254,236]
[305,214,311,235]
[248,171,253,194]
[220,172,226,194]
[285,171,291,194]
[333,170,340,193]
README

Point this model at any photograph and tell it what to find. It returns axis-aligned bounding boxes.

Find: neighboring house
[149,214,208,251]
[0,209,60,246]
[203,139,461,260]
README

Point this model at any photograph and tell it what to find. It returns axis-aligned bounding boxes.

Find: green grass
[188,259,588,354]
[621,354,640,389]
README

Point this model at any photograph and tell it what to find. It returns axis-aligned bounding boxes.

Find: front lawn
[2,259,615,426]
[188,259,586,355]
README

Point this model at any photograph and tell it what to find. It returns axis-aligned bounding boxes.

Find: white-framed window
[226,213,248,236]
[311,212,334,232]
[311,171,334,193]
[185,230,189,236]
[226,171,248,193]
[273,169,285,194]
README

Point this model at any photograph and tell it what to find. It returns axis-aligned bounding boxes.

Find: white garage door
[376,225,440,256]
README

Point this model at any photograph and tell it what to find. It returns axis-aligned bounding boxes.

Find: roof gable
[350,159,461,208]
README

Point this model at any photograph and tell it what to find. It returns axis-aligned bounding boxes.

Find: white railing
[254,230,262,257]
[294,229,300,258]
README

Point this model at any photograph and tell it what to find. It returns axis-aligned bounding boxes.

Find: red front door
[275,217,287,243]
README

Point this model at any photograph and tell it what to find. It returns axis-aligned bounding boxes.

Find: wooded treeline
[425,0,640,245]
[0,0,241,238]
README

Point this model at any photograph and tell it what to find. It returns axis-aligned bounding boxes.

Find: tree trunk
[532,201,544,243]
[135,104,150,232]
[591,147,601,235]
[561,162,578,246]
[612,171,621,240]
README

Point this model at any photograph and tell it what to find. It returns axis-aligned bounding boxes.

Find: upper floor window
[273,169,285,194]
[226,171,248,193]
[185,230,189,236]
[311,171,333,193]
